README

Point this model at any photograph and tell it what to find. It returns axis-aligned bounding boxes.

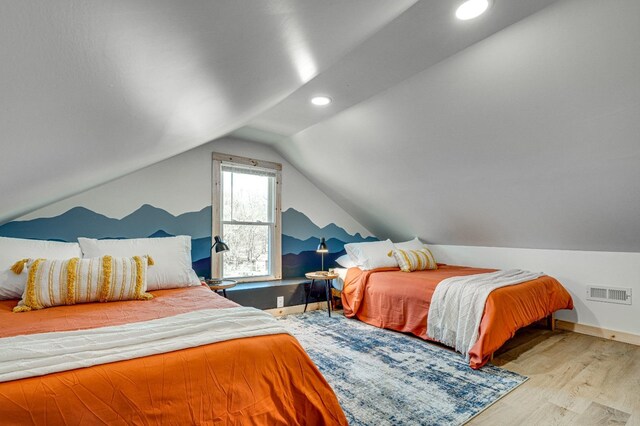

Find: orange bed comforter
[342,265,573,369]
[0,285,347,425]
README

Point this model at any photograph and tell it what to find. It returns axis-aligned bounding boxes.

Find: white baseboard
[265,302,324,317]
[556,320,640,346]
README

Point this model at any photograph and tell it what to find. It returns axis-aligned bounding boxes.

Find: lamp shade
[212,236,229,253]
[316,237,328,253]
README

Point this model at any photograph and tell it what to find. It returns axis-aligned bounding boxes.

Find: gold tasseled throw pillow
[388,247,437,272]
[11,255,154,312]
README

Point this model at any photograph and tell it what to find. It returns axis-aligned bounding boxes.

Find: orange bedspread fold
[0,286,347,425]
[342,265,573,369]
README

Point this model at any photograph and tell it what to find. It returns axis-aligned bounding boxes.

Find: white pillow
[78,236,200,290]
[335,254,357,269]
[394,237,425,251]
[344,239,398,270]
[0,237,82,300]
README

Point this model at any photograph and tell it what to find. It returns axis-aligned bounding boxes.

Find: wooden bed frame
[490,313,555,361]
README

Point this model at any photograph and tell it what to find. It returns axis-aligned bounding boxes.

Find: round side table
[304,271,339,317]
[206,279,237,298]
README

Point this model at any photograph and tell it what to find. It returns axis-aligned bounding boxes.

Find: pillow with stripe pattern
[78,236,201,290]
[11,255,154,313]
[388,247,437,272]
[0,236,82,300]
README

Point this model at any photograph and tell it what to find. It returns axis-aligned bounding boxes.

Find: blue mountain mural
[280,209,376,275]
[0,204,211,241]
[283,235,373,255]
[192,236,213,262]
[0,205,214,277]
[282,208,375,243]
[0,205,375,279]
[282,250,347,278]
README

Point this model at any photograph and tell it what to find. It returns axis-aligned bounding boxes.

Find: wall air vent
[587,286,631,305]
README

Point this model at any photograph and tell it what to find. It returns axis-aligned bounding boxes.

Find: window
[212,153,282,281]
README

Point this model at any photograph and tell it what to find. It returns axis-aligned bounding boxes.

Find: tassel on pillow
[10,258,31,275]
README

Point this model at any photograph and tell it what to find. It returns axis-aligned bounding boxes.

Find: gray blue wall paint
[0,205,374,279]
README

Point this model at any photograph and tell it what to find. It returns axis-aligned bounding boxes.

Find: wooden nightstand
[304,271,339,317]
[205,279,237,298]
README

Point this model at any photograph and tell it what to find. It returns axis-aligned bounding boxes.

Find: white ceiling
[277,0,640,252]
[3,0,638,253]
[237,0,559,137]
[0,0,415,222]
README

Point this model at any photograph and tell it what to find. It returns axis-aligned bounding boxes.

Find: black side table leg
[324,279,331,317]
[304,279,314,313]
[222,289,227,298]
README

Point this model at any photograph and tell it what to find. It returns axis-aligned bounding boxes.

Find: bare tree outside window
[212,154,282,281]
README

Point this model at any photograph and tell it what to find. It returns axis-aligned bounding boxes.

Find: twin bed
[0,235,348,424]
[340,264,573,369]
[0,285,347,424]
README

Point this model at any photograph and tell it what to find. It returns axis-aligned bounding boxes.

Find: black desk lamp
[212,235,229,254]
[210,236,229,282]
[316,237,328,272]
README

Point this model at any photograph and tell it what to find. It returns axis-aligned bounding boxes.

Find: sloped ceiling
[0,0,416,222]
[4,0,639,253]
[274,0,640,252]
[241,0,559,137]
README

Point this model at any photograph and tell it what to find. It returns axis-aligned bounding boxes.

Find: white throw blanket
[427,269,543,361]
[0,306,288,383]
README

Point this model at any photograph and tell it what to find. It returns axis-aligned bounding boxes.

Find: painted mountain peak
[149,229,174,238]
[280,209,376,277]
[283,235,367,256]
[282,208,375,243]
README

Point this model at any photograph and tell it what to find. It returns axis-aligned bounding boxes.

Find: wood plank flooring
[469,326,640,425]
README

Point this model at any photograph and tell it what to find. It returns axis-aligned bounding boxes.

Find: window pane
[222,224,270,278]
[221,168,272,223]
[222,170,232,221]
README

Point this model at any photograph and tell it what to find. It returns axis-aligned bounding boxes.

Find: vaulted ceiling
[278,0,640,252]
[2,0,639,252]
[0,0,415,221]
[244,0,640,252]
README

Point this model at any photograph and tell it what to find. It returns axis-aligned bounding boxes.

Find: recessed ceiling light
[455,0,491,20]
[311,96,332,106]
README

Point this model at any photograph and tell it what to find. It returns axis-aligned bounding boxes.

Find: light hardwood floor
[470,326,640,425]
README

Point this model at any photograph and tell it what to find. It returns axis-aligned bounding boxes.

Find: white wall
[18,137,373,238]
[431,244,640,335]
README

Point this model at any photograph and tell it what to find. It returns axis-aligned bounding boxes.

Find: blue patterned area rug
[278,311,527,425]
